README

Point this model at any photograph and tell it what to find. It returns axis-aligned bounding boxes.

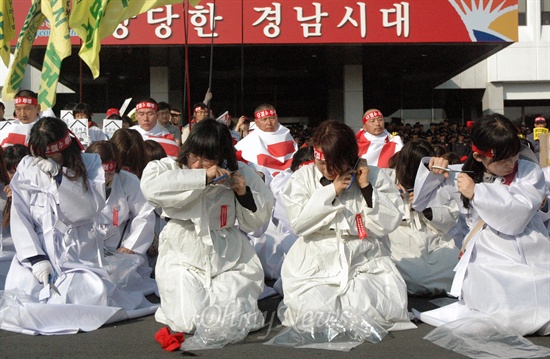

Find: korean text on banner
[69,0,200,79]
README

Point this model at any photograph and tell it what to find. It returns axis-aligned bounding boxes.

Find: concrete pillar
[344,64,364,133]
[150,67,169,103]
[482,82,504,115]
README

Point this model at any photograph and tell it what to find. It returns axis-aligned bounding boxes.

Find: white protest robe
[539,166,550,232]
[235,124,297,183]
[130,124,180,158]
[356,129,403,168]
[95,170,157,296]
[0,118,38,147]
[413,159,550,336]
[251,168,297,282]
[0,183,14,290]
[141,158,273,333]
[279,164,415,332]
[384,169,460,296]
[1,154,157,335]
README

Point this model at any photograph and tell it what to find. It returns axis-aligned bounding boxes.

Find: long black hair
[461,113,520,208]
[396,140,434,191]
[312,120,358,176]
[28,117,88,189]
[177,118,238,171]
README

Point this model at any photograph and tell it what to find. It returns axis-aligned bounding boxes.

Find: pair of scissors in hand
[431,165,474,174]
[49,274,61,296]
[346,158,362,191]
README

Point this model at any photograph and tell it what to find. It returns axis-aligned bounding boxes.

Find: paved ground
[1,294,549,359]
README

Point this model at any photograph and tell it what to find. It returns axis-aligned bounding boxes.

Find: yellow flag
[38,0,71,110]
[1,0,45,101]
[0,0,16,67]
[70,0,199,79]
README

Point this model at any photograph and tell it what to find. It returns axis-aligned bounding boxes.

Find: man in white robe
[356,109,403,168]
[0,90,41,147]
[235,104,297,185]
[130,98,179,158]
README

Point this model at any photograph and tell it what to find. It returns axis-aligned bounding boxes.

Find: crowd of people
[0,90,548,354]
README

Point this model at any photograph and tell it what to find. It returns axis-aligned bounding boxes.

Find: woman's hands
[333,159,369,196]
[457,173,475,200]
[428,157,450,178]
[206,166,247,196]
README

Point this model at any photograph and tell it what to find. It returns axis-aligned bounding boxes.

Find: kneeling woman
[141,119,273,335]
[279,120,414,333]
[2,118,153,335]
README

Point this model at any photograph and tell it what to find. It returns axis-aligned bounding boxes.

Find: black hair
[28,117,88,189]
[311,120,358,176]
[73,102,93,120]
[291,146,314,172]
[4,144,29,172]
[110,128,147,178]
[144,140,167,162]
[85,141,121,173]
[461,113,521,208]
[177,119,238,171]
[157,102,171,111]
[14,89,37,99]
[396,140,434,190]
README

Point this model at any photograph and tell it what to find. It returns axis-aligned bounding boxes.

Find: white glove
[31,260,54,284]
[32,157,61,177]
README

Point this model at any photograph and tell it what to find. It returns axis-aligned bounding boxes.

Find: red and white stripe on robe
[131,124,180,158]
[235,124,297,177]
[0,122,34,148]
[356,129,403,168]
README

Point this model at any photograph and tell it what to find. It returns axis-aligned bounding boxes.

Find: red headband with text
[45,131,72,155]
[254,109,276,120]
[14,96,38,106]
[136,101,158,112]
[362,110,383,124]
[472,143,494,158]
[102,161,117,172]
[313,146,325,161]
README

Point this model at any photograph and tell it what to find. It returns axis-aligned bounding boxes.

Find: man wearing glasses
[157,102,181,146]
[356,109,403,168]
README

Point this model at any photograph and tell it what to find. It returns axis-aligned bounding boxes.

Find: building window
[542,0,550,25]
[519,0,527,26]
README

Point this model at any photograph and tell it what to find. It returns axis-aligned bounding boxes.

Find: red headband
[313,146,325,161]
[254,109,276,120]
[45,131,72,155]
[362,110,383,124]
[472,143,494,158]
[14,96,38,106]
[136,102,158,112]
[194,106,207,113]
[102,161,117,172]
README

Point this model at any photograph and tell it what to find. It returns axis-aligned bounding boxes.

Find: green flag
[70,0,195,79]
[39,0,71,110]
[1,0,45,101]
[0,0,16,67]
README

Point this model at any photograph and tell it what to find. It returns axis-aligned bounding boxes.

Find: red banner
[11,0,518,46]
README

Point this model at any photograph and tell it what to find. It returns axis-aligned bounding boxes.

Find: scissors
[49,274,61,296]
[346,158,362,191]
[432,165,474,174]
